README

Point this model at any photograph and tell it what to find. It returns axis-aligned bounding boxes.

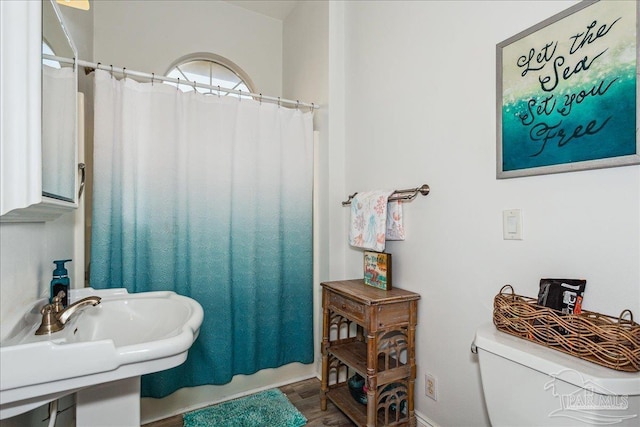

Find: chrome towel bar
[341,184,430,206]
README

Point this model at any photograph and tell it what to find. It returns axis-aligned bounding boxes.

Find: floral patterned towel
[386,200,405,241]
[349,190,394,251]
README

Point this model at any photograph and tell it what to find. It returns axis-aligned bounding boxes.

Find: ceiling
[223,1,298,21]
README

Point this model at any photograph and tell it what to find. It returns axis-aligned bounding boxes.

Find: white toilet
[474,323,640,426]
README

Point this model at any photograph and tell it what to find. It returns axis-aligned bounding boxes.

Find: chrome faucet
[35,291,101,335]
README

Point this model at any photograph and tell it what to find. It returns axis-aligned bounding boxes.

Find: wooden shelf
[327,383,411,427]
[327,384,367,426]
[328,341,368,375]
[321,279,420,426]
[328,341,411,386]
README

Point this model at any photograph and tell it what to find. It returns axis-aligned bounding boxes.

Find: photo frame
[364,251,392,290]
[497,0,639,178]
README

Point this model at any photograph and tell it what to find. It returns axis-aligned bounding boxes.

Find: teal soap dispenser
[50,259,72,307]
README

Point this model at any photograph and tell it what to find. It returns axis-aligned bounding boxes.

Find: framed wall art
[363,251,392,290]
[497,0,639,178]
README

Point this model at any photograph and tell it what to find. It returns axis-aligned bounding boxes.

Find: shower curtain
[90,70,314,398]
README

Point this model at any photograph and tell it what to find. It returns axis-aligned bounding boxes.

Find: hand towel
[385,200,405,241]
[349,190,394,252]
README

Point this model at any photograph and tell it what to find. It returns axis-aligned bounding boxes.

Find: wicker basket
[493,285,640,372]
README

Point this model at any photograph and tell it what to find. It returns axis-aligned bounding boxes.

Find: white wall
[336,1,640,426]
[0,217,76,340]
[283,0,331,376]
[93,0,283,96]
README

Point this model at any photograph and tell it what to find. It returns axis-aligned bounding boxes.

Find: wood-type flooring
[142,377,355,427]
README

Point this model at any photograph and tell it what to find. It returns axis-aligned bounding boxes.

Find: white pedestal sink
[0,288,204,426]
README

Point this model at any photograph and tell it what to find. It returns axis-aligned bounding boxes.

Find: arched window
[165,53,255,98]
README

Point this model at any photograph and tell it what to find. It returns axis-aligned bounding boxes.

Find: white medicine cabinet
[0,0,80,222]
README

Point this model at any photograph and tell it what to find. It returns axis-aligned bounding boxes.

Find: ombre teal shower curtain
[90,70,314,398]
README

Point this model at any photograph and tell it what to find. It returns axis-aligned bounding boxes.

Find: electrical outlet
[425,373,438,401]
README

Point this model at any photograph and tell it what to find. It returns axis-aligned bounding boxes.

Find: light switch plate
[503,209,523,240]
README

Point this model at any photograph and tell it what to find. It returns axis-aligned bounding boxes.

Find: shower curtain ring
[177,78,180,91]
[151,73,154,86]
[278,97,281,108]
[239,89,242,101]
[259,94,262,105]
[193,80,197,92]
[218,85,221,97]
[110,65,114,79]
[122,67,126,80]
[296,100,299,110]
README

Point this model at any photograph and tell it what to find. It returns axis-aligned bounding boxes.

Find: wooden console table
[320,279,420,426]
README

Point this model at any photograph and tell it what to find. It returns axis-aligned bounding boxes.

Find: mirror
[42,0,77,202]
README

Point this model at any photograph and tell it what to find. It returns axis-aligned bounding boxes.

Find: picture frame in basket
[363,251,392,290]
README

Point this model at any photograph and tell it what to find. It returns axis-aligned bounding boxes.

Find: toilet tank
[474,323,639,426]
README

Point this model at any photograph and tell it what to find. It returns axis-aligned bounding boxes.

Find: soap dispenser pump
[50,259,72,307]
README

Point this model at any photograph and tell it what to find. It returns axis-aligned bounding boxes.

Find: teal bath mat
[183,389,307,427]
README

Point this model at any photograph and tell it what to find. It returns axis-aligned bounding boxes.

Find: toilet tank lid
[474,323,640,396]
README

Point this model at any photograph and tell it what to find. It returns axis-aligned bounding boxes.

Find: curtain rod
[44,54,320,110]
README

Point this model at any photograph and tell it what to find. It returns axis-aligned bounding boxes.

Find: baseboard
[140,363,317,424]
[416,409,440,427]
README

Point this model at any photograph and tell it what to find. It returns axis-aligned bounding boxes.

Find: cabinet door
[0,0,42,216]
[0,0,79,222]
[41,0,78,203]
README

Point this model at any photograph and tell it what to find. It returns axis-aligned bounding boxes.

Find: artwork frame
[496,0,640,179]
[363,251,392,290]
